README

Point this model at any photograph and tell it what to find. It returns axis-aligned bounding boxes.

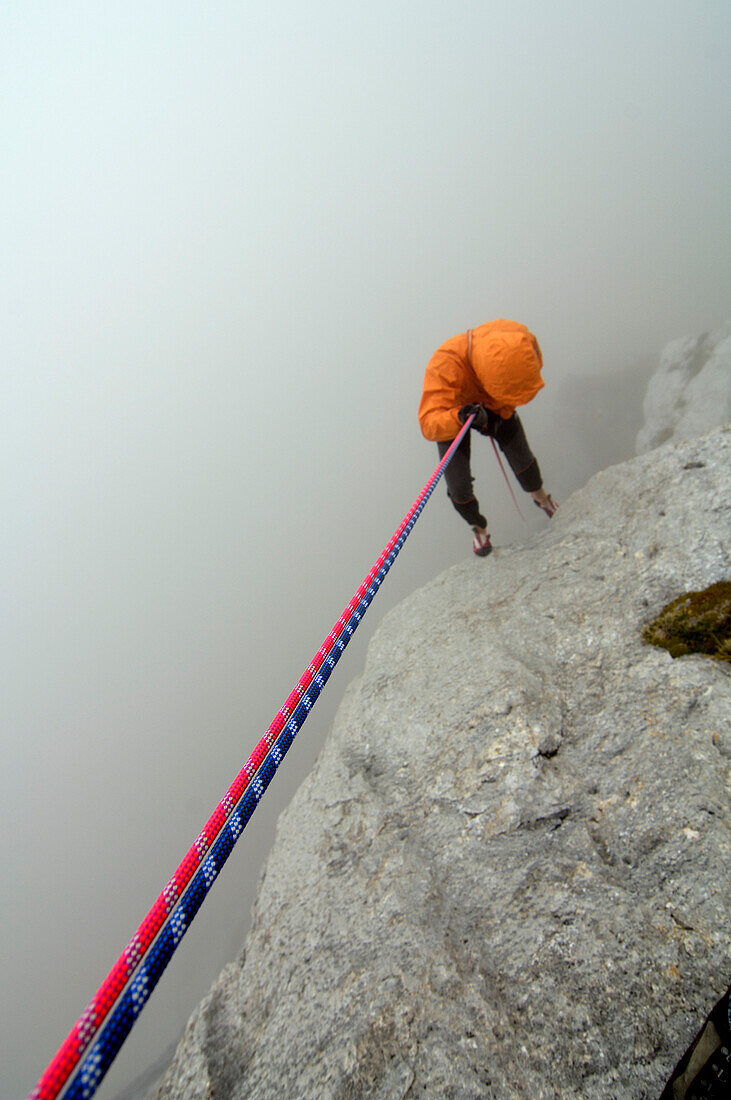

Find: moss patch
[642,581,731,660]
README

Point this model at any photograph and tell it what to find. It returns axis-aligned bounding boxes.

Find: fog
[2,2,730,1096]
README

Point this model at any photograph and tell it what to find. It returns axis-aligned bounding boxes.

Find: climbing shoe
[534,495,558,518]
[472,528,492,557]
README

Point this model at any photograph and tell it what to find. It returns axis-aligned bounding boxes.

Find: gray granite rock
[636,325,731,454]
[152,427,730,1100]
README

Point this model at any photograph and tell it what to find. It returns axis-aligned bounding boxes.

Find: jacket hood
[470,320,544,408]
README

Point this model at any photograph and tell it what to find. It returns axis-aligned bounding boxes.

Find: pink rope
[490,438,528,525]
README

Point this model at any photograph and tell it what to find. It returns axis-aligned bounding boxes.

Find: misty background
[2,2,730,1096]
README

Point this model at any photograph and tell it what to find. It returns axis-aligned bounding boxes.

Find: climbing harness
[30,415,474,1100]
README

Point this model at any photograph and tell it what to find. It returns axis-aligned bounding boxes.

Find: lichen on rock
[643,581,731,660]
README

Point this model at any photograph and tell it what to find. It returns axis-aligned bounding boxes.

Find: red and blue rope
[30,417,473,1100]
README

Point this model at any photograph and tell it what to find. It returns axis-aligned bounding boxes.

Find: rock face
[152,428,730,1100]
[636,325,731,454]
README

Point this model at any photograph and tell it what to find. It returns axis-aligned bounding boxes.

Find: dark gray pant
[437,413,541,528]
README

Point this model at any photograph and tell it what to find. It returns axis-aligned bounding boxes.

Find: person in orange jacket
[418,320,557,556]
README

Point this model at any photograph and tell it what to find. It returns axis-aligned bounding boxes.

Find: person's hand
[531,489,558,517]
[458,404,490,433]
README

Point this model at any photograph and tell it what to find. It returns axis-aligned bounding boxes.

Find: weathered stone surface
[152,427,730,1100]
[636,325,731,454]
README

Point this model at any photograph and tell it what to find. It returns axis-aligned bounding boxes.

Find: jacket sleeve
[418,348,470,442]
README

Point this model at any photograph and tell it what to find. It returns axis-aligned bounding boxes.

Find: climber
[418,319,557,556]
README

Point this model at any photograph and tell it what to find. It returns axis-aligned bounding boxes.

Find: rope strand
[31,416,474,1100]
[490,438,528,524]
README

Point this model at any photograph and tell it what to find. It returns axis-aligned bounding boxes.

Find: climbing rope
[490,437,528,524]
[31,416,474,1100]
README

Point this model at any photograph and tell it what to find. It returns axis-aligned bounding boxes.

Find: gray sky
[2,2,730,1095]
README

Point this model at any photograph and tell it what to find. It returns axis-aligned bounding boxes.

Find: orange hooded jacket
[418,319,544,443]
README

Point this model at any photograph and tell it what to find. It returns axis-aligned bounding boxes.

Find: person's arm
[458,404,501,435]
[495,414,558,515]
[530,487,558,516]
[418,350,469,442]
[494,413,542,490]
